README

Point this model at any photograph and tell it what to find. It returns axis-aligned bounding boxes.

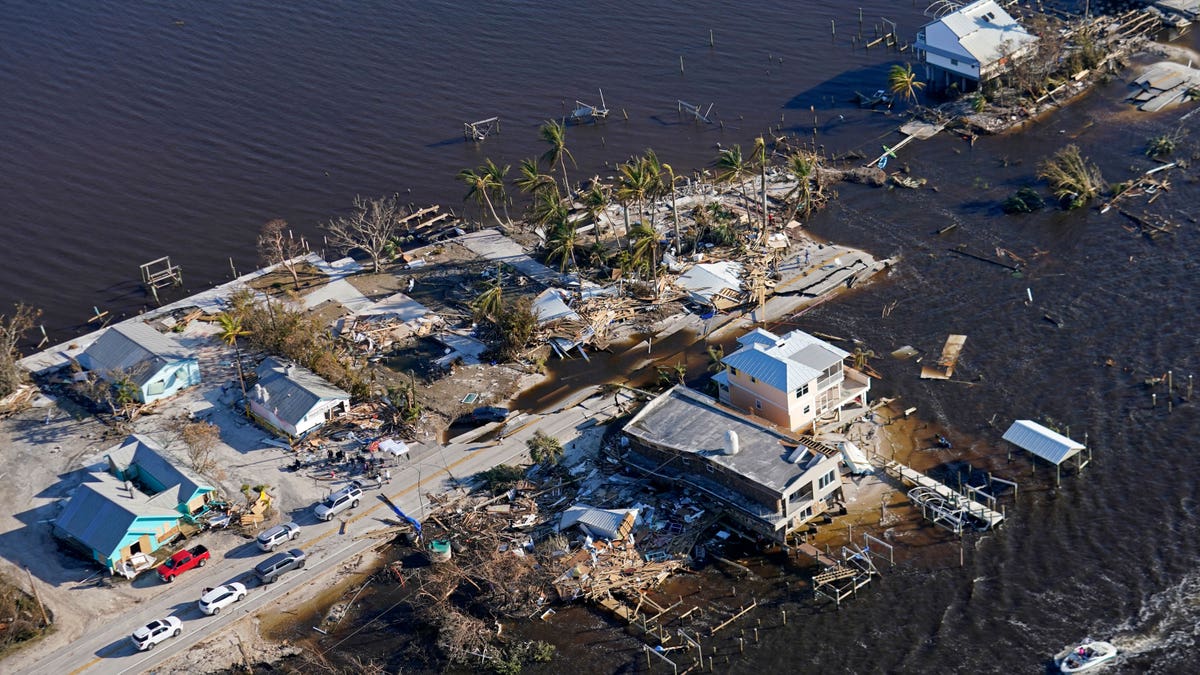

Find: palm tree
[715,145,754,229]
[539,120,575,194]
[753,136,770,241]
[783,151,818,223]
[629,223,660,294]
[483,158,511,224]
[472,265,504,322]
[545,222,579,272]
[457,162,506,226]
[888,63,925,107]
[529,188,569,231]
[580,178,611,245]
[661,163,683,253]
[640,149,666,230]
[216,313,251,415]
[515,157,558,198]
[617,157,652,234]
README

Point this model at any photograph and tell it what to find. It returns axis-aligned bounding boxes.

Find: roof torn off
[432,331,488,368]
[1129,61,1200,112]
[674,261,745,311]
[531,288,580,325]
[920,334,967,380]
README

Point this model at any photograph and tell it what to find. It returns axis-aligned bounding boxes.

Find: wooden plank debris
[920,334,966,380]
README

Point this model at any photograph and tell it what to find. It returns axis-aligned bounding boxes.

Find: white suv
[199,582,247,615]
[130,616,182,651]
[314,484,362,521]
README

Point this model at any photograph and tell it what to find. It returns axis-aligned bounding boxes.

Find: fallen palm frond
[1037,144,1104,209]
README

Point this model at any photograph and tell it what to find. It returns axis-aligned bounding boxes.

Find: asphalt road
[17,392,615,675]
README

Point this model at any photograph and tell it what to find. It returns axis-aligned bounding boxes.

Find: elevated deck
[884,460,1005,530]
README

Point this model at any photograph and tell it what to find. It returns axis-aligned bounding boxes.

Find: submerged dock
[884,460,1005,531]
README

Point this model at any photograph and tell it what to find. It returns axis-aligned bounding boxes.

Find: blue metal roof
[722,329,848,392]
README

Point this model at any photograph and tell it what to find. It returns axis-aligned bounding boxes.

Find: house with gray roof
[915,0,1038,91]
[712,328,870,433]
[623,385,843,543]
[106,434,215,514]
[76,321,200,404]
[54,434,214,572]
[249,357,350,438]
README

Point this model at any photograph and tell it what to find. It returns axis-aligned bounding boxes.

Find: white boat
[1055,639,1118,673]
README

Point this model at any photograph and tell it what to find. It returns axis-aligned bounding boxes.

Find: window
[794,383,809,398]
[146,381,165,396]
[803,405,811,414]
[799,506,812,520]
[750,376,757,384]
[818,470,837,490]
[951,58,959,66]
[719,383,729,392]
[729,367,738,377]
[754,400,762,410]
[706,463,715,473]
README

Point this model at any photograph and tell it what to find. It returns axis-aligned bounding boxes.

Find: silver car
[257,521,300,551]
[314,485,362,521]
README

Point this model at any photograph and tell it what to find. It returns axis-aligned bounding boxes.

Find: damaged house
[249,357,350,438]
[622,385,844,543]
[76,321,201,404]
[713,328,870,433]
[54,434,215,573]
[914,0,1039,91]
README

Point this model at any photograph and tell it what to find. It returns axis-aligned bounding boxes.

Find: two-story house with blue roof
[712,328,870,433]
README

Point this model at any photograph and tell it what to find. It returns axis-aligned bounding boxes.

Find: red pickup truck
[157,545,210,582]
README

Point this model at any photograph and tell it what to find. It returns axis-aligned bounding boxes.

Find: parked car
[254,548,306,584]
[198,582,247,615]
[157,545,209,582]
[257,521,300,552]
[470,405,510,423]
[130,616,182,651]
[314,484,362,521]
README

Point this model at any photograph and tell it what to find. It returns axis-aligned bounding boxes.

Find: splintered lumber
[396,205,439,227]
[812,565,858,586]
[920,334,966,380]
[710,599,758,636]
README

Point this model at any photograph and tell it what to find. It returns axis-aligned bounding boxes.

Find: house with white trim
[915,0,1038,91]
[712,328,870,433]
[249,358,350,438]
[77,322,200,404]
[623,385,844,543]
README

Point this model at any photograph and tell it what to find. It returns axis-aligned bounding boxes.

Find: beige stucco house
[712,328,870,433]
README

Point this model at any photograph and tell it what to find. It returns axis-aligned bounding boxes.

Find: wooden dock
[884,459,1005,530]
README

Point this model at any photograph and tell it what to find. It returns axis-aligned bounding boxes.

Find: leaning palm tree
[617,157,652,233]
[457,162,505,226]
[539,120,575,194]
[888,63,926,107]
[482,158,512,224]
[529,188,569,231]
[472,265,504,322]
[216,312,251,415]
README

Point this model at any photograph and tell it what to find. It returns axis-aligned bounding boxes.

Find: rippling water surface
[4,1,1200,672]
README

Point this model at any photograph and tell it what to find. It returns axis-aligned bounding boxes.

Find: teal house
[54,435,215,573]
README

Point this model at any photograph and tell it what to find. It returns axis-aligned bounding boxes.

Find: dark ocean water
[4,1,1200,673]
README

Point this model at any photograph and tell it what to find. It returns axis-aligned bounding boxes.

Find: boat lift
[810,533,894,608]
[569,89,609,123]
[463,116,501,142]
[677,99,715,124]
